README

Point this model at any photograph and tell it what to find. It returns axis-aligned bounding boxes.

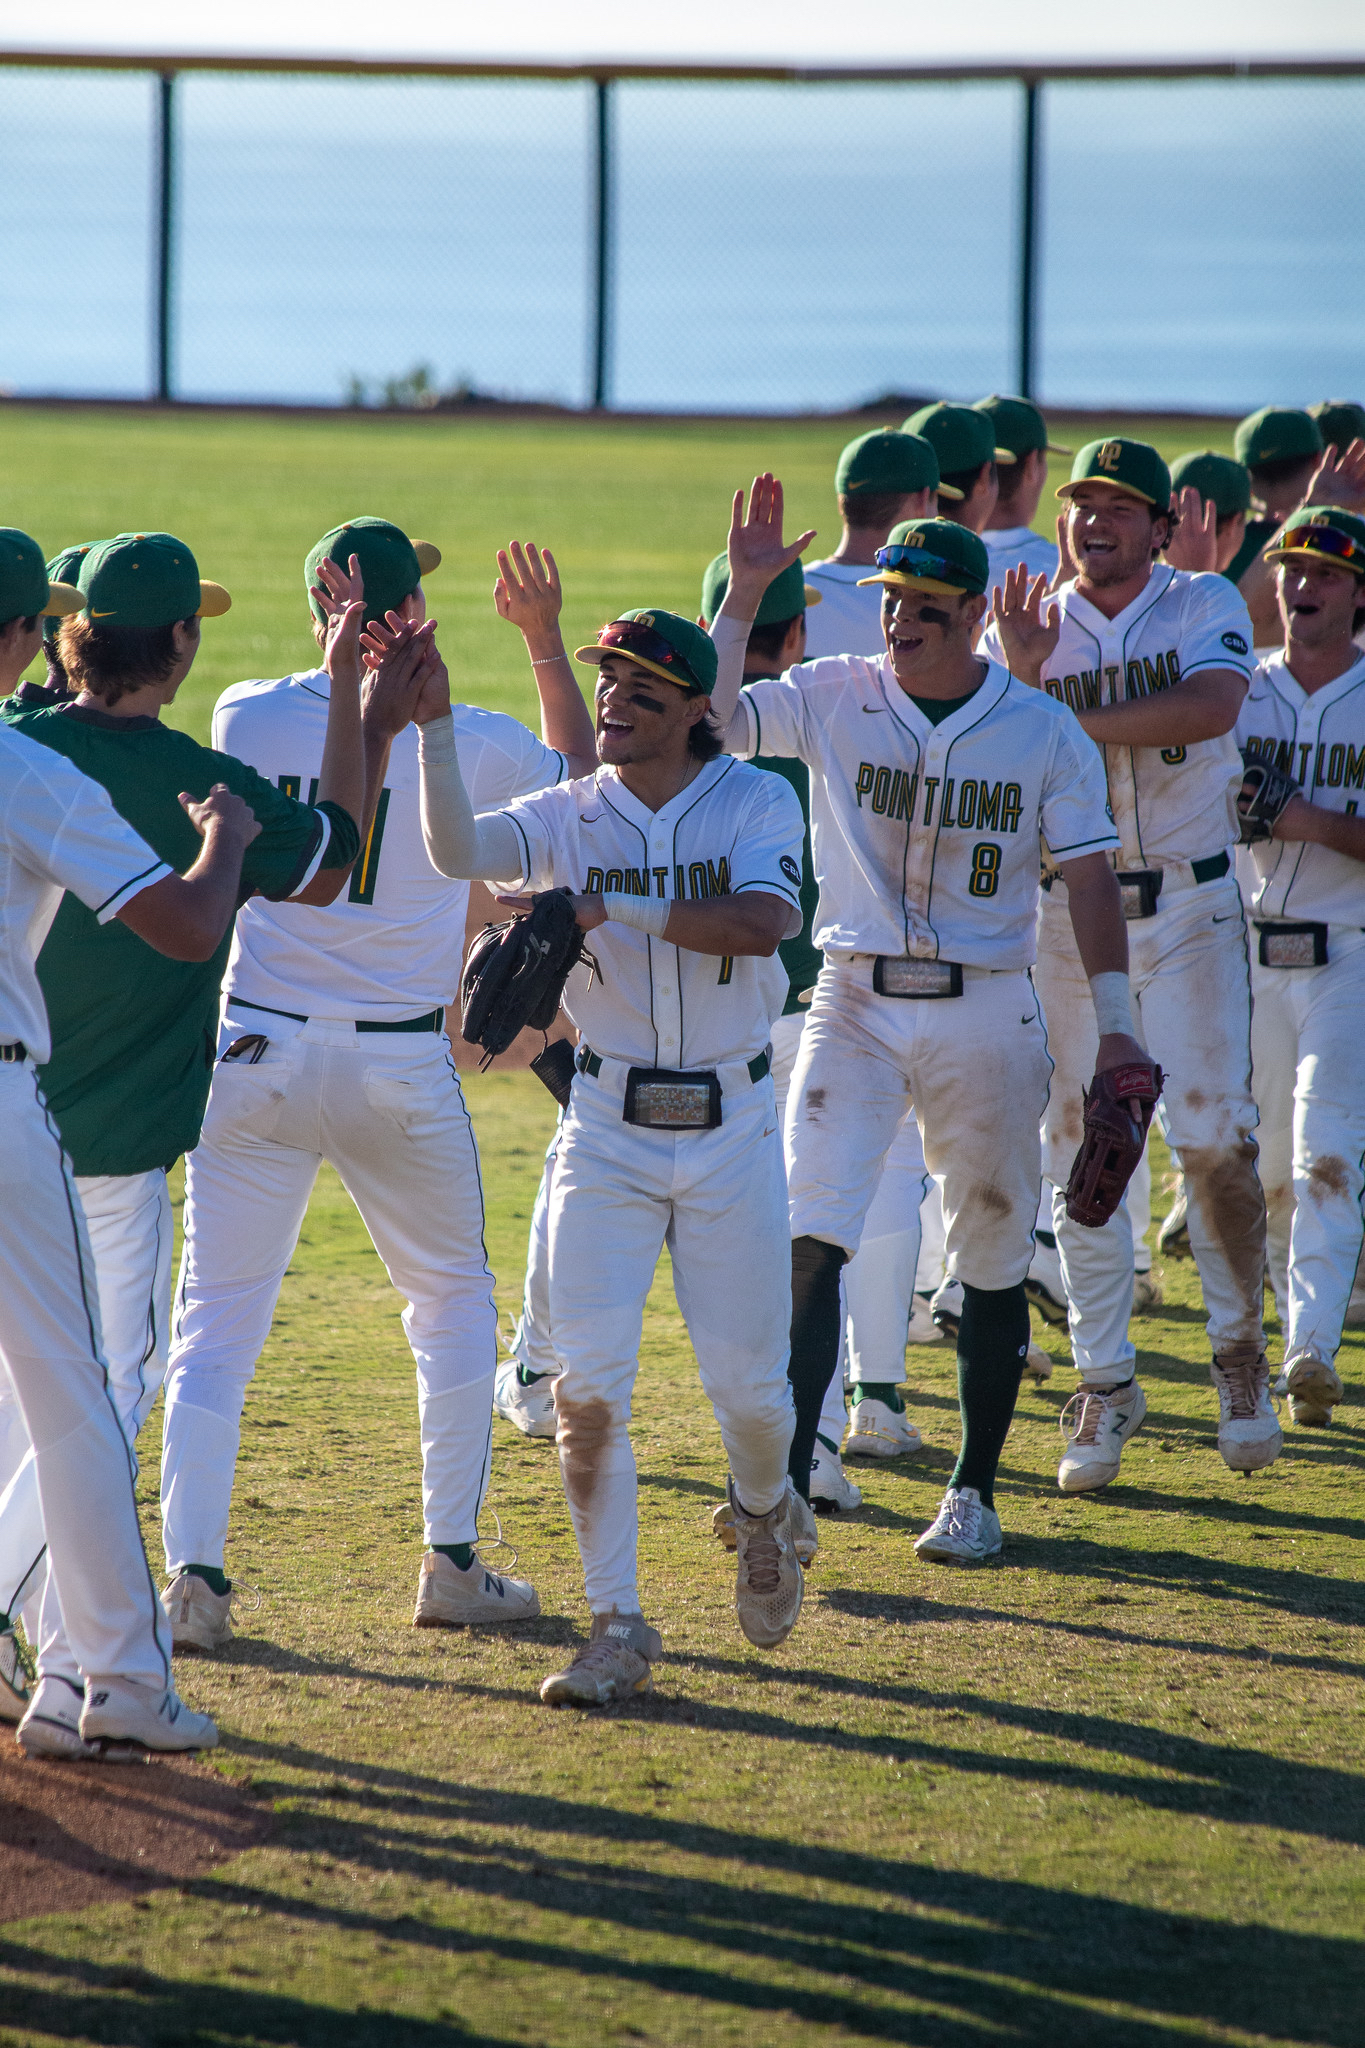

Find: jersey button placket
[903,738,938,948]
[651,826,681,1064]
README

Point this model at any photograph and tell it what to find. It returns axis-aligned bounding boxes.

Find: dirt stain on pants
[555,1392,614,1519]
[1181,1140,1267,1327]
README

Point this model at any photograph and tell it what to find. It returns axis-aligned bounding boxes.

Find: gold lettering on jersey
[855,762,1022,834]
[1122,649,1181,699]
[1245,734,1365,791]
[586,858,732,899]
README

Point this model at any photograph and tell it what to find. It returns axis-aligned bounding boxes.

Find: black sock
[185,1563,231,1598]
[433,1543,476,1571]
[949,1281,1030,1509]
[787,1235,849,1501]
[1035,1228,1057,1250]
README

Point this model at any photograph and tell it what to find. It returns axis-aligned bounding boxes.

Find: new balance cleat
[844,1391,922,1458]
[17,1674,98,1761]
[809,1434,862,1513]
[81,1679,218,1757]
[540,1609,660,1707]
[1132,1271,1164,1313]
[730,1477,804,1648]
[1022,1342,1054,1384]
[413,1549,541,1627]
[914,1487,1002,1564]
[0,1627,31,1725]
[161,1571,234,1654]
[493,1357,558,1440]
[1212,1348,1282,1471]
[929,1276,963,1340]
[1276,1348,1344,1428]
[1057,1380,1147,1492]
[1025,1237,1070,1326]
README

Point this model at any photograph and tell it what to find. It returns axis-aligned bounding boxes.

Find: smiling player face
[1278,558,1362,649]
[594,656,706,767]
[880,585,981,686]
[1065,483,1164,588]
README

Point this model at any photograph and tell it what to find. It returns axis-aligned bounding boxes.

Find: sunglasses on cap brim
[582,620,702,687]
[854,544,980,593]
[1270,525,1365,569]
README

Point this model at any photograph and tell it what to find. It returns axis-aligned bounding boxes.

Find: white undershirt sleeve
[417,713,523,880]
[706,612,758,752]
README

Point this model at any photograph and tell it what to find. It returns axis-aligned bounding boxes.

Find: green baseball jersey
[2,700,359,1175]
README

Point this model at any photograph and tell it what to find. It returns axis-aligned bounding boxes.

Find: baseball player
[988,437,1278,1488]
[1236,506,1365,1427]
[158,521,597,1651]
[0,530,264,1757]
[8,544,91,708]
[802,430,955,659]
[1229,409,1326,639]
[0,530,365,1756]
[904,403,1015,536]
[1309,402,1365,455]
[415,523,811,1703]
[1167,453,1252,578]
[976,395,1069,589]
[706,506,1137,1564]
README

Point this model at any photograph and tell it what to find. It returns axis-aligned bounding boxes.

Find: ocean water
[1,66,1362,415]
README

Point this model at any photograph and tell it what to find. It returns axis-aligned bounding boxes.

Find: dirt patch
[968,1181,1012,1220]
[1185,1088,1208,1113]
[1181,1141,1267,1314]
[0,1746,270,1924]
[556,1394,614,1517]
[1307,1154,1351,1203]
[804,1087,827,1123]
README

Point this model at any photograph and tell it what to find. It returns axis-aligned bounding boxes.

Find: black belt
[227,997,445,1035]
[577,1045,771,1084]
[1041,850,1230,906]
[0,1042,27,1063]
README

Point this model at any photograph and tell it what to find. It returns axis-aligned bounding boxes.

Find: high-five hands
[495,542,564,642]
[1304,438,1365,516]
[991,565,1060,686]
[360,613,450,735]
[1163,488,1218,573]
[723,473,818,612]
[311,554,366,695]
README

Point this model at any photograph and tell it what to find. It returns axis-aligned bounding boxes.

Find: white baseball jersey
[1236,651,1365,923]
[734,655,1118,969]
[495,755,804,1068]
[985,525,1060,590]
[800,561,886,659]
[213,670,565,1019]
[982,565,1255,870]
[0,720,171,1061]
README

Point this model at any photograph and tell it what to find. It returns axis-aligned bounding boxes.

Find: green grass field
[2,405,1363,2047]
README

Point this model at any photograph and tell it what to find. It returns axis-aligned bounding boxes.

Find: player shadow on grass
[31,1745,1363,2048]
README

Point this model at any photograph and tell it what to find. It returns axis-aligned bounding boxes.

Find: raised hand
[1164,488,1217,572]
[992,566,1059,686]
[1051,512,1077,591]
[311,553,365,655]
[494,542,563,640]
[723,472,818,612]
[179,783,262,847]
[1304,438,1365,515]
[361,616,443,738]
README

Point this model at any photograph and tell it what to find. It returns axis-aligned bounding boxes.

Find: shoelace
[943,1492,979,1540]
[1058,1388,1112,1444]
[571,1635,642,1676]
[1215,1359,1261,1420]
[742,1525,784,1595]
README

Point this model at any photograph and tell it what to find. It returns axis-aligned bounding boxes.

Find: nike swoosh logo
[861,705,884,714]
[1212,914,1238,924]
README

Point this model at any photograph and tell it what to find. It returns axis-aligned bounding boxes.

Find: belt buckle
[1116,869,1163,920]
[1257,922,1328,969]
[873,957,964,998]
[623,1067,722,1130]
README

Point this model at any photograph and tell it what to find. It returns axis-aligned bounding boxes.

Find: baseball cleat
[1025,1237,1070,1326]
[17,1674,99,1761]
[1132,1271,1164,1314]
[80,1678,218,1757]
[929,1276,963,1340]
[844,1390,922,1458]
[713,1491,818,1565]
[1211,1349,1282,1471]
[0,1627,32,1725]
[1022,1341,1054,1383]
[540,1609,661,1708]
[1276,1348,1344,1427]
[413,1549,541,1628]
[906,1292,943,1345]
[1157,1192,1191,1261]
[1057,1379,1147,1492]
[914,1487,1002,1564]
[730,1477,804,1648]
[161,1571,235,1654]
[493,1358,558,1440]
[809,1434,862,1513]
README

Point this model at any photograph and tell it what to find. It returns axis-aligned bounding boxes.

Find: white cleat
[1022,1342,1054,1384]
[540,1609,661,1708]
[493,1358,558,1440]
[730,1477,804,1648]
[0,1628,32,1725]
[161,1572,235,1655]
[1025,1239,1070,1326]
[906,1293,943,1345]
[1211,1349,1282,1471]
[713,1489,818,1565]
[929,1276,963,1339]
[1275,1348,1345,1428]
[1132,1271,1164,1314]
[844,1393,922,1458]
[1057,1380,1148,1493]
[413,1549,541,1628]
[914,1486,1002,1564]
[809,1434,862,1513]
[81,1678,218,1758]
[17,1674,99,1761]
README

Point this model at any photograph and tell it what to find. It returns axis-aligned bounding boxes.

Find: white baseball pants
[1251,928,1365,1365]
[1037,878,1264,1387]
[161,1014,498,1571]
[786,961,1053,1289]
[546,1061,795,1617]
[0,1064,170,1690]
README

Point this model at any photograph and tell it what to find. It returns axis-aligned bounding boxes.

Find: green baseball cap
[856,517,990,599]
[1308,400,1365,451]
[700,553,821,629]
[1058,438,1172,509]
[974,394,1071,459]
[835,428,960,503]
[1170,451,1251,518]
[1234,406,1323,470]
[574,608,719,695]
[42,542,94,643]
[1264,506,1365,577]
[903,402,1016,477]
[305,516,442,630]
[78,533,230,628]
[0,529,83,628]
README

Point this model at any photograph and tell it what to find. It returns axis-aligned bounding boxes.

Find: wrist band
[1089,971,1137,1039]
[416,712,456,763]
[602,891,672,938]
[530,653,567,666]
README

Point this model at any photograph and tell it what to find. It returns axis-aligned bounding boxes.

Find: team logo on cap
[637,612,656,628]
[1096,441,1123,471]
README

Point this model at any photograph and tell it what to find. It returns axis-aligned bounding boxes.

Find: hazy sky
[3,0,1361,64]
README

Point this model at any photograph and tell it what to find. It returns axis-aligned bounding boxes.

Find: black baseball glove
[1237,749,1300,844]
[460,887,590,1070]
[1065,1058,1164,1229]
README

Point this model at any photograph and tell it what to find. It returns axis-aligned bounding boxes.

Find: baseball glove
[460,887,590,1069]
[1064,1059,1165,1229]
[1236,749,1300,844]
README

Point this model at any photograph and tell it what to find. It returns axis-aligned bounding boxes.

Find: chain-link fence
[1,56,1362,415]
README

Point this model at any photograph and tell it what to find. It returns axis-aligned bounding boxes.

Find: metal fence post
[591,76,613,410]
[154,70,177,402]
[1017,78,1040,399]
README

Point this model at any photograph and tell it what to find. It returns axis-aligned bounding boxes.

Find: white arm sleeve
[417,713,523,880]
[707,613,752,734]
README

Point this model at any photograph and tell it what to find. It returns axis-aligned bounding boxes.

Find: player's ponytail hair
[58,615,198,707]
